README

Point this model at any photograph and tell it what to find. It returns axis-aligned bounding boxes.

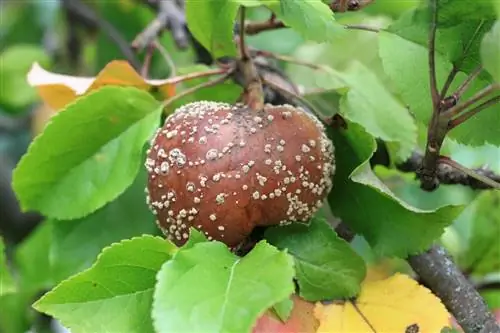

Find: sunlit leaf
[33,236,176,333]
[314,274,449,332]
[12,87,162,220]
[152,240,295,333]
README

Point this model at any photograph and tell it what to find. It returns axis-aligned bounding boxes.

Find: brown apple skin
[145,101,335,247]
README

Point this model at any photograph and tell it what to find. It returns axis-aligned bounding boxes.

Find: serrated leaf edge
[33,234,174,312]
[12,86,161,218]
[152,240,295,333]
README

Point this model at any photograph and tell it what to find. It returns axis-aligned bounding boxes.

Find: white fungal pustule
[145,101,335,247]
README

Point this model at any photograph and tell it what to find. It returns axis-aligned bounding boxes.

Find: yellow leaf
[27,61,176,110]
[314,273,449,333]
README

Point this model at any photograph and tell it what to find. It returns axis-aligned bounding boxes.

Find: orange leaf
[27,61,176,111]
[314,273,449,333]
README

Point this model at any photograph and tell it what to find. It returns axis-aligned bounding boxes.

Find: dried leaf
[314,274,449,333]
[27,61,176,110]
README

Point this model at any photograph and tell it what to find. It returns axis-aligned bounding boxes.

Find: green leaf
[12,87,161,220]
[34,235,177,333]
[481,21,500,82]
[460,191,500,276]
[272,297,293,322]
[301,61,417,161]
[0,44,50,112]
[50,168,158,283]
[14,221,53,292]
[185,1,244,58]
[338,62,417,161]
[265,0,344,44]
[0,238,16,295]
[437,0,497,27]
[388,8,494,76]
[265,217,366,301]
[327,123,464,257]
[378,30,451,125]
[182,228,209,250]
[152,240,295,333]
[379,31,500,146]
[0,292,34,333]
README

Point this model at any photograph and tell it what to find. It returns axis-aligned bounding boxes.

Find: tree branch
[237,7,264,111]
[408,245,500,333]
[451,66,483,104]
[438,156,500,190]
[132,0,189,51]
[398,151,500,190]
[419,0,445,191]
[61,0,141,70]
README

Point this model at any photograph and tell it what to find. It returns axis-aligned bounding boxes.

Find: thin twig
[153,39,177,76]
[443,83,500,118]
[239,7,249,60]
[262,78,327,123]
[439,66,483,111]
[254,50,329,71]
[439,156,500,189]
[428,0,440,109]
[161,71,234,111]
[140,44,155,78]
[451,66,483,102]
[344,24,380,33]
[440,66,459,99]
[448,95,500,129]
[408,245,500,333]
[165,67,230,85]
[245,20,286,35]
[133,0,189,50]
